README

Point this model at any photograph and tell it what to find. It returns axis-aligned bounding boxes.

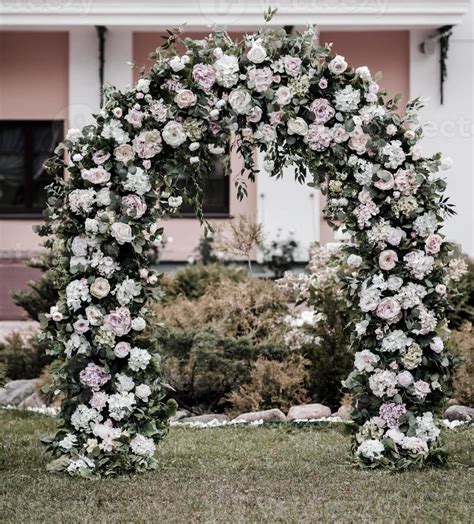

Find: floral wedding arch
[38,19,460,477]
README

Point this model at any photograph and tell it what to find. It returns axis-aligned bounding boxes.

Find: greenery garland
[37,17,464,477]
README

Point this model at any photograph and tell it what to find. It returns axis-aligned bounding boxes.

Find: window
[180,157,230,216]
[0,120,63,216]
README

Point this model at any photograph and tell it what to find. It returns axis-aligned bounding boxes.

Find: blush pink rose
[374,170,395,191]
[122,194,147,219]
[192,63,216,91]
[104,307,132,336]
[283,56,302,77]
[378,250,398,271]
[309,98,335,124]
[376,297,402,324]
[93,150,111,165]
[425,233,442,254]
[174,89,197,109]
[348,130,370,155]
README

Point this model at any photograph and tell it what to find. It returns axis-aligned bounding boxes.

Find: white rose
[85,306,103,326]
[228,89,252,115]
[169,56,185,72]
[135,384,152,401]
[49,305,63,322]
[71,236,89,256]
[162,121,187,148]
[275,86,293,106]
[90,277,110,299]
[111,222,134,244]
[430,336,444,353]
[81,167,111,185]
[355,66,371,81]
[347,254,362,267]
[441,156,453,170]
[247,43,267,64]
[287,117,308,136]
[132,317,146,331]
[328,55,348,75]
[174,89,197,109]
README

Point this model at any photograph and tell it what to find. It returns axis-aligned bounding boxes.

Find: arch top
[40,20,459,476]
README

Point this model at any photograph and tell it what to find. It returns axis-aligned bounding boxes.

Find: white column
[409,8,474,256]
[256,152,320,262]
[104,29,133,91]
[68,28,101,129]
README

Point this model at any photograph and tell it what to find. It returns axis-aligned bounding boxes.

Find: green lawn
[0,411,472,523]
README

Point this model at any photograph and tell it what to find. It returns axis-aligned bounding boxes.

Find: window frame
[0,119,63,219]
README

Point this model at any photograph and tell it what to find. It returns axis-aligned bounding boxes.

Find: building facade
[0,0,472,318]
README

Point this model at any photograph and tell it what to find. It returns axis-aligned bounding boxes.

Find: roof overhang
[0,0,470,31]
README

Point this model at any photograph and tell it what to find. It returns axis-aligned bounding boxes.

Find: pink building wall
[318,30,410,243]
[0,31,69,255]
[133,31,258,260]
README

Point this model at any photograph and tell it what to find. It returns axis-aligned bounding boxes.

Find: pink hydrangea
[80,363,110,391]
[379,402,407,428]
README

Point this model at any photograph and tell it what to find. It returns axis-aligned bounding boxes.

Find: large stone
[443,405,474,422]
[287,403,331,421]
[170,409,191,422]
[335,405,351,421]
[0,379,37,406]
[179,413,229,424]
[18,391,46,409]
[233,408,286,423]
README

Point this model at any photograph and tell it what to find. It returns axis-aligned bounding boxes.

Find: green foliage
[447,257,474,329]
[12,250,63,322]
[303,288,353,410]
[449,322,474,406]
[160,262,247,301]
[0,330,52,380]
[155,327,289,413]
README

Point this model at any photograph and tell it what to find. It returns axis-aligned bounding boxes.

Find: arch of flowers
[39,22,458,477]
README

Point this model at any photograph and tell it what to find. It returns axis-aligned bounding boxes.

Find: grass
[0,411,472,523]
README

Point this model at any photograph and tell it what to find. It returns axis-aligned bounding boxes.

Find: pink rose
[104,307,132,336]
[425,233,442,254]
[309,98,335,124]
[122,194,147,219]
[81,167,111,185]
[413,379,431,399]
[73,318,90,334]
[379,250,398,271]
[114,144,135,163]
[283,56,302,77]
[247,67,273,93]
[374,170,395,191]
[269,111,283,126]
[386,227,404,246]
[174,89,197,109]
[114,341,131,358]
[397,371,414,387]
[93,150,111,165]
[348,130,370,155]
[192,63,216,91]
[376,297,402,324]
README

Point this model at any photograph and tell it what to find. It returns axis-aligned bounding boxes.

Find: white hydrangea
[368,370,398,398]
[395,283,428,309]
[69,188,95,214]
[65,333,91,358]
[403,250,434,280]
[115,277,142,306]
[334,85,361,112]
[135,384,152,402]
[130,434,156,457]
[415,412,440,442]
[380,330,412,352]
[67,455,95,474]
[128,347,151,372]
[101,119,130,144]
[359,285,381,312]
[356,439,385,461]
[381,140,406,169]
[66,279,91,311]
[108,392,136,421]
[354,350,380,373]
[123,167,151,196]
[116,373,135,393]
[413,212,438,237]
[71,405,102,431]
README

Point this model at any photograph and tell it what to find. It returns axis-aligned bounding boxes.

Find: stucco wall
[133,31,258,261]
[0,31,69,256]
